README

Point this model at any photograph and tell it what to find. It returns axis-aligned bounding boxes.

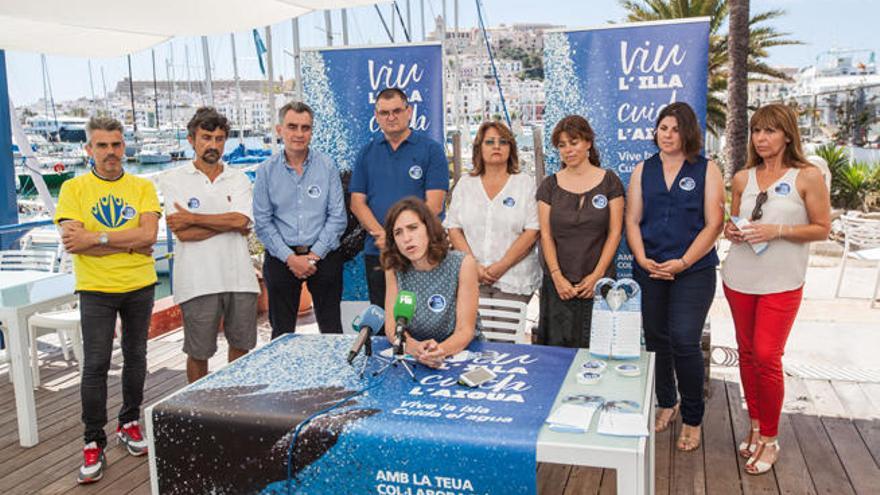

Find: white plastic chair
[26,253,83,386]
[0,249,57,272]
[0,249,57,377]
[834,213,880,308]
[477,298,530,344]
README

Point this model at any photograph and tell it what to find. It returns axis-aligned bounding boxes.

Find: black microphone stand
[351,336,373,378]
[373,322,417,381]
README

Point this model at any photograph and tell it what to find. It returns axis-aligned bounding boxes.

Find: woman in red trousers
[721,103,830,475]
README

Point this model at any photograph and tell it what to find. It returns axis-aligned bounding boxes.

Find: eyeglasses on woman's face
[482,138,511,147]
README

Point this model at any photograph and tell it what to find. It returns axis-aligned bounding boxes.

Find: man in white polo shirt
[158,107,259,383]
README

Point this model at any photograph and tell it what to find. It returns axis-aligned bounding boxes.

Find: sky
[4,0,878,106]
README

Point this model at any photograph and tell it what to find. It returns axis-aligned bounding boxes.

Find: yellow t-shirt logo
[91,194,138,229]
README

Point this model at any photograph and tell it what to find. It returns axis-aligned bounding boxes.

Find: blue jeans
[79,285,154,448]
[635,267,715,426]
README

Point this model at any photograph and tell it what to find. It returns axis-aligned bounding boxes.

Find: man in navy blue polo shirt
[350,88,449,307]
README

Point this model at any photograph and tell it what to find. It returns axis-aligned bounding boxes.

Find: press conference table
[146,335,655,495]
[0,270,77,447]
[538,347,656,495]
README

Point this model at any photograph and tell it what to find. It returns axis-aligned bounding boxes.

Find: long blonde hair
[746,104,809,169]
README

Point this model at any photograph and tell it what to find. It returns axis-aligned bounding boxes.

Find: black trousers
[364,254,386,308]
[635,267,715,427]
[536,274,593,348]
[264,249,343,338]
[79,284,155,448]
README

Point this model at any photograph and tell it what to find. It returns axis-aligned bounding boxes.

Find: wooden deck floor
[1,330,879,494]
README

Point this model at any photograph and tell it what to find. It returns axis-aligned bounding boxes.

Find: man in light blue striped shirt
[253,102,346,337]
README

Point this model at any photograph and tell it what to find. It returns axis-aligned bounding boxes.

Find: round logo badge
[307,185,321,198]
[121,206,137,219]
[774,182,791,196]
[592,194,608,209]
[679,177,696,191]
[428,294,447,313]
[502,196,516,207]
[187,197,200,209]
[408,165,423,180]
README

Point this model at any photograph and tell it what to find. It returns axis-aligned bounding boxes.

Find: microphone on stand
[347,305,385,365]
[392,291,416,356]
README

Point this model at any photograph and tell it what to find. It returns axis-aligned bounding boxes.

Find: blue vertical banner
[542,19,710,275]
[301,43,444,300]
[0,50,20,249]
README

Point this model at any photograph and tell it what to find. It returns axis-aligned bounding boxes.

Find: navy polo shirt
[350,130,450,255]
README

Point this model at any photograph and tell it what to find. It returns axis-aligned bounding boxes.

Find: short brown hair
[86,116,123,143]
[186,107,230,139]
[551,115,600,167]
[653,102,702,162]
[746,103,809,169]
[470,121,520,176]
[380,197,449,272]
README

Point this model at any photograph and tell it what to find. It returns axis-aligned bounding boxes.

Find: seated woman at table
[381,197,482,368]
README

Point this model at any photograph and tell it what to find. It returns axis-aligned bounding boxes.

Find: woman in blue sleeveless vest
[381,197,482,368]
[624,102,724,451]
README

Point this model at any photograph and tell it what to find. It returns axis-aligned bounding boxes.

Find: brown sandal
[654,404,680,433]
[677,424,701,451]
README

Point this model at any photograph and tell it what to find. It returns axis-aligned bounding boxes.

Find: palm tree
[619,0,801,135]
[726,0,749,178]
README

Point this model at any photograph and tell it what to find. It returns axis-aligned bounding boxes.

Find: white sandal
[738,427,760,459]
[745,439,780,475]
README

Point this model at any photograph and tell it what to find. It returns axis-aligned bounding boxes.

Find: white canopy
[0,0,383,57]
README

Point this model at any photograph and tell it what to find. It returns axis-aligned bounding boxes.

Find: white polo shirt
[158,162,260,304]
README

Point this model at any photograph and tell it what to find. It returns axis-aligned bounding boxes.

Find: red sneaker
[77,442,105,484]
[117,420,148,456]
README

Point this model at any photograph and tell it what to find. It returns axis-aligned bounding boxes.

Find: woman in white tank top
[721,104,831,476]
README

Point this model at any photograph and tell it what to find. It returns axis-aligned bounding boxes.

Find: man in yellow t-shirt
[54,117,160,485]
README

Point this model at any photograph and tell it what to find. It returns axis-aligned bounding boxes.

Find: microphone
[347,305,385,365]
[392,291,416,356]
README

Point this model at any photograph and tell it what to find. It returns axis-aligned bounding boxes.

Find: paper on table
[545,403,599,432]
[596,409,649,437]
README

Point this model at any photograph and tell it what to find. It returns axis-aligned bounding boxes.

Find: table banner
[543,19,710,276]
[152,334,576,494]
[301,42,444,301]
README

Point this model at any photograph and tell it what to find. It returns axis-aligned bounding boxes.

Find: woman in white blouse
[445,121,541,304]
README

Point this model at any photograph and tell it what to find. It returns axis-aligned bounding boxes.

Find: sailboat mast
[230,33,244,143]
[151,49,160,128]
[265,25,276,148]
[127,54,138,139]
[201,36,214,106]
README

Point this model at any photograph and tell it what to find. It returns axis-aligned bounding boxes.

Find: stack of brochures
[596,400,649,437]
[545,395,605,433]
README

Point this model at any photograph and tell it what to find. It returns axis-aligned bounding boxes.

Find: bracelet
[550,268,561,275]
[679,258,689,268]
[777,224,783,239]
